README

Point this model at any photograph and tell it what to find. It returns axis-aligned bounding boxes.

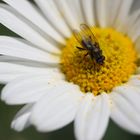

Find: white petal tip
[11,121,24,132]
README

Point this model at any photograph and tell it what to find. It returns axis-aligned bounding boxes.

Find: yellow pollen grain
[60,27,137,96]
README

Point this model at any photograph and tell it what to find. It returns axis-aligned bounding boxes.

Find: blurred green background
[1,0,140,140]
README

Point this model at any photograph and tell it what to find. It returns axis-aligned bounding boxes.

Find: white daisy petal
[0,4,61,53]
[128,75,140,87]
[1,73,64,104]
[106,0,121,26]
[0,62,60,83]
[0,74,26,84]
[134,37,140,54]
[34,0,71,38]
[125,9,140,41]
[129,20,140,41]
[95,0,109,27]
[111,85,140,134]
[72,0,85,24]
[0,62,59,74]
[75,93,110,140]
[114,0,133,31]
[96,0,121,27]
[2,0,65,44]
[55,0,84,30]
[31,82,83,132]
[0,36,60,63]
[124,9,140,37]
[11,104,33,131]
[81,0,95,26]
[0,55,59,68]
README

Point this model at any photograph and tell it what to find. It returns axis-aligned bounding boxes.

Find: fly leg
[93,60,96,71]
[84,52,89,57]
[76,46,86,51]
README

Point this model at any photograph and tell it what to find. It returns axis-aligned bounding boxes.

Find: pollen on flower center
[60,27,137,96]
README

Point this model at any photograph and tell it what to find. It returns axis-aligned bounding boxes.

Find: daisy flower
[1,0,140,139]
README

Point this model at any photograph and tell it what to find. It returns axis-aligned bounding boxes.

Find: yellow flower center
[60,27,137,96]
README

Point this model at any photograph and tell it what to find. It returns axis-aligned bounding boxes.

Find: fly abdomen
[96,56,105,64]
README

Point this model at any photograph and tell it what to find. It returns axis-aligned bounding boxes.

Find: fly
[73,24,105,65]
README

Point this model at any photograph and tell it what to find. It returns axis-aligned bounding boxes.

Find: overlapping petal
[0,36,60,64]
[34,0,71,38]
[2,0,65,44]
[0,62,60,83]
[1,73,64,104]
[114,0,133,31]
[110,85,140,134]
[31,82,83,132]
[95,0,109,27]
[74,93,110,140]
[0,4,62,53]
[124,10,140,38]
[11,104,33,131]
[55,0,85,30]
[81,0,95,26]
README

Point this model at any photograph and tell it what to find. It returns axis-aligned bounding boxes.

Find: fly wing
[80,24,98,43]
[73,29,83,45]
